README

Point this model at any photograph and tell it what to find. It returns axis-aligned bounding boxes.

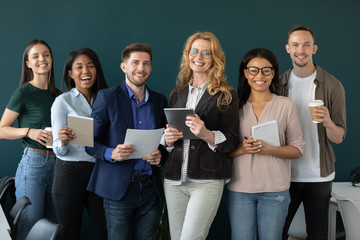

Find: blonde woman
[163,32,239,240]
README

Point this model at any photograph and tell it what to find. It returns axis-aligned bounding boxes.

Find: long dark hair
[20,39,58,98]
[238,48,280,108]
[62,48,108,100]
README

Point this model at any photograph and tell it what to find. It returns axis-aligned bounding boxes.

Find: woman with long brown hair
[0,39,59,240]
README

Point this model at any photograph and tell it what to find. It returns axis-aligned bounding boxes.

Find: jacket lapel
[176,87,189,108]
[149,89,160,127]
[195,90,216,113]
[119,81,134,129]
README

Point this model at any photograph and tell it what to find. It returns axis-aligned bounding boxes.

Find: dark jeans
[52,159,107,240]
[282,181,332,240]
[104,181,160,240]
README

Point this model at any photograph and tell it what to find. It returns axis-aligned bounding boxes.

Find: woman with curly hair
[163,32,239,240]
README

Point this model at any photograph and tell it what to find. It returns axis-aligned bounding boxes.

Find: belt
[131,173,152,182]
[28,148,55,155]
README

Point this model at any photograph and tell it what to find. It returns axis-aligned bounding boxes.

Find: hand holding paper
[123,128,164,160]
[111,144,135,162]
[143,149,162,165]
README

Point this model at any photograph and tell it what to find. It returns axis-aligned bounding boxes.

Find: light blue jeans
[228,189,290,240]
[15,148,56,240]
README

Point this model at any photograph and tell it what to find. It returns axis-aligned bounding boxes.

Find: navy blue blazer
[86,81,168,201]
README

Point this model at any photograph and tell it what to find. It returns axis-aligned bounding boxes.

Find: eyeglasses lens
[190,49,211,59]
[247,67,272,76]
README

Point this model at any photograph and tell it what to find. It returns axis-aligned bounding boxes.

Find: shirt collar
[125,82,150,102]
[70,87,81,97]
[188,80,210,91]
[70,88,94,105]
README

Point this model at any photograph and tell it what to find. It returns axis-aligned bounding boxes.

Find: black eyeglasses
[245,66,274,76]
[189,48,211,59]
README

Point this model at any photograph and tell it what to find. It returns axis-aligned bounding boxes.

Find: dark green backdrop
[1,0,359,239]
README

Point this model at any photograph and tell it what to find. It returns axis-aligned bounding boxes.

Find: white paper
[123,128,164,160]
[251,120,280,146]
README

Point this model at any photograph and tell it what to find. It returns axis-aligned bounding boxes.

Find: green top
[6,82,58,150]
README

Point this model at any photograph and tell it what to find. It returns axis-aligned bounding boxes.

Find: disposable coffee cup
[44,127,53,148]
[309,100,324,123]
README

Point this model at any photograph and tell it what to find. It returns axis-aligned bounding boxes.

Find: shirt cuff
[208,131,226,152]
[160,133,174,152]
[53,140,68,156]
[104,148,115,162]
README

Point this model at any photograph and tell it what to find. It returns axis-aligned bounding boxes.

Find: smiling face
[189,39,213,75]
[26,44,52,76]
[69,54,97,94]
[245,57,274,93]
[286,30,318,68]
[121,51,152,87]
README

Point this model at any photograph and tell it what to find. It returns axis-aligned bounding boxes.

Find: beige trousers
[164,180,224,240]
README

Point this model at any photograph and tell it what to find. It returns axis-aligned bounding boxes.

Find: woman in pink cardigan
[227,48,305,240]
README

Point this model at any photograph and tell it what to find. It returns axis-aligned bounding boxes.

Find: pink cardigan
[228,94,305,193]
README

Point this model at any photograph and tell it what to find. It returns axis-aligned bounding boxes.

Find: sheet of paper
[67,114,94,147]
[164,108,199,139]
[251,120,280,146]
[123,128,164,160]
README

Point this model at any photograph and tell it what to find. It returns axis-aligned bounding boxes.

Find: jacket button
[190,146,195,150]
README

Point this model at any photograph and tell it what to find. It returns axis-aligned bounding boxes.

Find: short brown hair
[121,43,152,62]
[288,24,315,41]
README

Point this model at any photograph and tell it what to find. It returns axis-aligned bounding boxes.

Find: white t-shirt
[288,71,334,182]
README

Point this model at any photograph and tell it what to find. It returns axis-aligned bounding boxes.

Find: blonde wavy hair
[173,32,233,110]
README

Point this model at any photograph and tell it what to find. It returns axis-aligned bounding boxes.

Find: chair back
[288,202,307,239]
[9,196,31,239]
[25,218,62,240]
[332,193,360,240]
[0,176,16,209]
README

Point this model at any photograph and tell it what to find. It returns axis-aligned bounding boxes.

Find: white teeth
[39,64,47,67]
[194,62,204,66]
[81,77,91,80]
[255,81,266,84]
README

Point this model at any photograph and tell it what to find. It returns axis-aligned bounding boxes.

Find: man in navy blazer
[86,43,167,240]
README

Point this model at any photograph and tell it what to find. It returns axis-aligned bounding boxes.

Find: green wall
[1,0,359,239]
